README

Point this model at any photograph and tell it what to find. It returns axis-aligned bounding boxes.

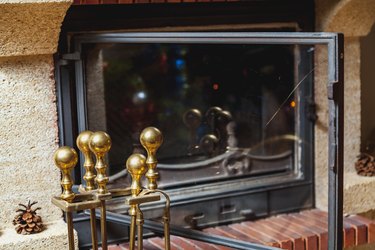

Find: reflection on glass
[85,43,300,184]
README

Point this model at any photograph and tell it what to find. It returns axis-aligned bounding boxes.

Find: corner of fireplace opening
[314,0,375,216]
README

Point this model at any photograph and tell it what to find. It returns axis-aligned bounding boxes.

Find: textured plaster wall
[314,39,362,212]
[315,0,375,214]
[0,2,71,57]
[0,0,74,248]
[0,55,62,228]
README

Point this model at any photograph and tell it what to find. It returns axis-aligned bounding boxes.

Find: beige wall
[315,0,375,214]
[0,1,76,249]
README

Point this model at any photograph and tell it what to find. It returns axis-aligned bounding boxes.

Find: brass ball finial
[140,127,163,190]
[77,131,96,191]
[127,153,147,176]
[140,127,163,153]
[89,131,112,195]
[54,146,78,202]
[77,131,93,153]
[89,131,112,156]
[126,154,147,196]
[54,146,78,171]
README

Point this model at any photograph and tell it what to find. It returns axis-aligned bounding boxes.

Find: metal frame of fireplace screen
[56,32,343,249]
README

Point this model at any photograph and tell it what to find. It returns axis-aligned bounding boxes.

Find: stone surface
[344,173,375,214]
[321,0,375,37]
[0,1,71,57]
[315,0,375,215]
[0,55,62,229]
[0,219,78,250]
[314,36,373,214]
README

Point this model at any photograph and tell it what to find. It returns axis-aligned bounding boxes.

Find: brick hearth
[105,209,375,250]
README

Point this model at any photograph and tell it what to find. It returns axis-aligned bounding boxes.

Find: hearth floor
[104,209,375,250]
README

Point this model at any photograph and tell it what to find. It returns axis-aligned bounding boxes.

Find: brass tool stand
[51,127,170,250]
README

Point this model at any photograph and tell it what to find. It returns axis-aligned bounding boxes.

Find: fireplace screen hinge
[58,52,81,66]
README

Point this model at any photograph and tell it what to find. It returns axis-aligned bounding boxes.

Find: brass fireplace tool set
[51,127,170,250]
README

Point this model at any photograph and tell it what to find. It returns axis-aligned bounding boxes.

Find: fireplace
[83,39,315,222]
[56,2,319,248]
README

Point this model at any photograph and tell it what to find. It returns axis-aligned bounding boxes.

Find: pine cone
[355,153,375,176]
[13,201,44,235]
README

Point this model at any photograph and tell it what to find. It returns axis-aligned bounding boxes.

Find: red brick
[182,238,227,250]
[102,0,119,3]
[343,216,368,245]
[118,0,134,3]
[302,209,356,248]
[170,236,200,250]
[349,215,375,243]
[243,221,294,250]
[268,217,318,250]
[203,228,247,250]
[255,219,306,250]
[282,214,328,250]
[225,224,280,248]
[107,245,123,250]
[148,237,170,249]
[204,226,260,245]
[85,0,100,3]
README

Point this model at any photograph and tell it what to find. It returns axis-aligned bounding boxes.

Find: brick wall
[73,0,239,4]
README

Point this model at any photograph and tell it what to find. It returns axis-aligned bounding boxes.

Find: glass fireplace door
[56,32,343,249]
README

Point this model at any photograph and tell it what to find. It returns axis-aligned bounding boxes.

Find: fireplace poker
[89,131,112,250]
[76,131,98,250]
[52,147,78,250]
[52,127,169,250]
[140,127,171,250]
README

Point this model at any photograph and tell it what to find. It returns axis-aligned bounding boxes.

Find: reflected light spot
[213,83,219,90]
[290,100,296,108]
[137,91,146,99]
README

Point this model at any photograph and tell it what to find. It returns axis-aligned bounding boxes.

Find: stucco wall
[315,0,375,214]
[0,1,75,249]
[0,55,62,227]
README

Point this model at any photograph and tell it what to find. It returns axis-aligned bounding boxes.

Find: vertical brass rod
[90,208,98,250]
[66,212,75,250]
[129,214,137,250]
[100,201,108,250]
[163,211,170,250]
[136,207,144,250]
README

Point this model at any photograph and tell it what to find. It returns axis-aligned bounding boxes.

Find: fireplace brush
[51,127,170,250]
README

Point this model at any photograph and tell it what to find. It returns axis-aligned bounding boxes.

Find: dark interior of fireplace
[56,1,315,248]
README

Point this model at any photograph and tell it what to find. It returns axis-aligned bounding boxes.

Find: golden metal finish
[140,127,163,190]
[127,154,147,196]
[89,131,111,250]
[136,208,144,250]
[77,131,99,249]
[54,146,78,202]
[89,208,98,250]
[100,201,108,250]
[126,153,146,250]
[66,211,75,250]
[89,131,111,195]
[77,130,96,191]
[52,127,170,250]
